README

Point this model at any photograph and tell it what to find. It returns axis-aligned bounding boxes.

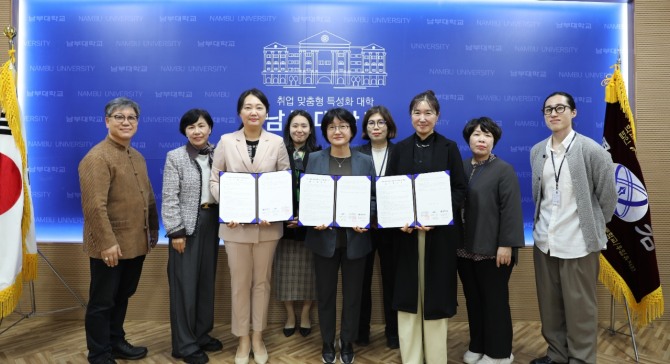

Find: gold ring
[104,257,109,261]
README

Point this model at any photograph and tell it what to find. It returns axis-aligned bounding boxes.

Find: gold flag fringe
[604,63,637,144]
[23,252,38,283]
[599,255,664,327]
[0,271,23,319]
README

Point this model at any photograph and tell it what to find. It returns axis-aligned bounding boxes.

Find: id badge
[552,189,561,206]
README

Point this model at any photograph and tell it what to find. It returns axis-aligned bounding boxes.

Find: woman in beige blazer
[209,88,290,364]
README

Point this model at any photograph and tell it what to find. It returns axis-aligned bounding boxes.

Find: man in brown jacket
[79,97,159,364]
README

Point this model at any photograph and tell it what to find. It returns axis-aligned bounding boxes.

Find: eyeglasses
[542,105,570,115]
[109,114,139,123]
[327,124,350,132]
[367,120,387,128]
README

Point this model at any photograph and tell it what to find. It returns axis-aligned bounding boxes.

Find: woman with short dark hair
[458,116,524,364]
[162,108,222,364]
[354,105,399,349]
[303,107,375,364]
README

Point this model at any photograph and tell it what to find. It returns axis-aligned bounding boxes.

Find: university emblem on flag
[613,163,649,223]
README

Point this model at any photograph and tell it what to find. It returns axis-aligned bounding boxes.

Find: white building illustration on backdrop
[262,31,387,89]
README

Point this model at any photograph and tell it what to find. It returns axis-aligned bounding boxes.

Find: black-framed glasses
[110,114,139,123]
[542,104,570,115]
[367,120,387,128]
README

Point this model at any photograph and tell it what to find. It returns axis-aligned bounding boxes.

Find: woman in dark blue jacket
[303,108,375,364]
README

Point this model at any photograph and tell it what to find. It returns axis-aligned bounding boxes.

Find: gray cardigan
[161,143,213,238]
[530,133,617,252]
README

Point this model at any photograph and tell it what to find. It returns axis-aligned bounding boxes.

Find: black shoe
[200,337,223,352]
[340,341,355,364]
[386,335,399,349]
[91,356,117,364]
[183,350,209,364]
[530,355,567,364]
[299,325,312,337]
[111,339,148,360]
[354,333,369,347]
[283,325,296,337]
[321,341,336,364]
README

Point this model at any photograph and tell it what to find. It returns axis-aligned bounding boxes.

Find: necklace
[331,156,349,168]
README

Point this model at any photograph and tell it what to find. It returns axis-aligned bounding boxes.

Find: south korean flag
[0,113,25,302]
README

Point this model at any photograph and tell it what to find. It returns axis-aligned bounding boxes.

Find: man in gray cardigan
[529,92,617,364]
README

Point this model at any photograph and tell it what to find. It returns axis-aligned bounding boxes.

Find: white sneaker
[463,350,483,364]
[476,353,514,364]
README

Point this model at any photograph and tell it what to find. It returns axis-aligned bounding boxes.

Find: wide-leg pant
[534,246,599,364]
[168,207,219,357]
[458,257,514,359]
[398,231,448,364]
[226,239,279,336]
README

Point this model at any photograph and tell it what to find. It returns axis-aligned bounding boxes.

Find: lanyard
[375,145,389,177]
[550,133,576,190]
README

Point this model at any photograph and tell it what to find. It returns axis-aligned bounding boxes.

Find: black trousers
[457,257,514,359]
[168,207,220,357]
[86,255,145,363]
[358,229,398,339]
[314,247,366,344]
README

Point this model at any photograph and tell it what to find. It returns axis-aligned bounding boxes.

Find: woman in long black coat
[385,90,467,364]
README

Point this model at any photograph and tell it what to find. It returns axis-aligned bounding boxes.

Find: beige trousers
[398,231,449,364]
[226,240,279,336]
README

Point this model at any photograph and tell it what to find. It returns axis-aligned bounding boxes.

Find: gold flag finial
[4,25,16,42]
[3,26,16,63]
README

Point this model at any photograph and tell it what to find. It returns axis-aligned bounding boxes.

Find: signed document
[219,170,293,224]
[298,174,372,227]
[375,175,415,228]
[219,172,256,223]
[334,176,371,228]
[376,171,453,228]
[414,171,453,226]
[298,174,336,227]
[258,170,294,222]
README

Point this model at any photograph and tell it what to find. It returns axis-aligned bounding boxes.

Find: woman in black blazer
[303,108,375,364]
[385,90,468,364]
[353,105,400,349]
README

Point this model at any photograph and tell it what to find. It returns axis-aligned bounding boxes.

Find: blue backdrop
[18,0,627,242]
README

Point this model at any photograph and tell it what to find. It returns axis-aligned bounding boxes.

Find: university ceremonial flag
[0,48,38,319]
[600,63,664,327]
